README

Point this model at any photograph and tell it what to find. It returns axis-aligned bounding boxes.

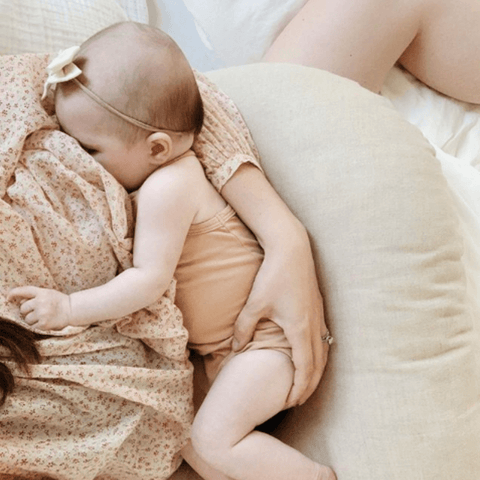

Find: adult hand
[222,164,330,408]
[8,286,72,331]
[233,232,329,408]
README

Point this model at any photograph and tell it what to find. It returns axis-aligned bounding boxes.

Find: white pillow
[182,0,306,66]
[0,0,148,55]
[116,0,150,24]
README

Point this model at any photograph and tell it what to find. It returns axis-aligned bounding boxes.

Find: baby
[8,22,335,480]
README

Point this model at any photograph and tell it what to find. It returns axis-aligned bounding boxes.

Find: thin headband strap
[42,46,185,133]
[71,79,184,133]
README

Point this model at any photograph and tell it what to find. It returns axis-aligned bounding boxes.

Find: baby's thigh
[191,320,293,418]
[203,319,292,384]
[193,349,294,445]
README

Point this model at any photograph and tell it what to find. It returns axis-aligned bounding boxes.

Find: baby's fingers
[23,309,56,331]
[24,311,40,327]
[19,298,36,316]
[7,286,42,302]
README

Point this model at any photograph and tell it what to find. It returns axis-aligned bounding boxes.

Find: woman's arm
[8,161,199,330]
[221,163,329,408]
[194,71,329,407]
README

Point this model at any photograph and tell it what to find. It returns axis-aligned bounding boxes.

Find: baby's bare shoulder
[137,154,208,206]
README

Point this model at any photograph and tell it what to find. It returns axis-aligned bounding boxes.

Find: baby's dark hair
[0,318,41,407]
[57,21,204,145]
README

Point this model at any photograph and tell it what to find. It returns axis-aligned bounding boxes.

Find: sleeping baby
[8,21,335,480]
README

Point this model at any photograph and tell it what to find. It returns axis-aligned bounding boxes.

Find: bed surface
[0,1,479,480]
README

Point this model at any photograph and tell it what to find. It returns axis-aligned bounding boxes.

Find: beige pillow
[0,0,132,55]
[171,64,479,479]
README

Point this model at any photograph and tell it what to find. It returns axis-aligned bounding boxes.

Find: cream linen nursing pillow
[204,64,480,480]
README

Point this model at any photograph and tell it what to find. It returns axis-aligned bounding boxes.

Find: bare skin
[264,0,480,104]
[8,22,334,478]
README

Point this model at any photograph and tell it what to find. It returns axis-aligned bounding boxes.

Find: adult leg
[265,0,480,103]
[399,0,480,103]
[263,0,424,93]
[189,349,335,480]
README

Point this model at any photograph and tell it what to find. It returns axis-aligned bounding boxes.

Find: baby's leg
[189,349,335,480]
[182,440,233,480]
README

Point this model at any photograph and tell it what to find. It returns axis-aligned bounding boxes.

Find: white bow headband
[42,46,177,133]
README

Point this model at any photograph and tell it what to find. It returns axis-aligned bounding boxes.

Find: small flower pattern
[0,54,261,479]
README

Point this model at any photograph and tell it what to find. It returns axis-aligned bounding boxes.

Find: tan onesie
[174,205,292,384]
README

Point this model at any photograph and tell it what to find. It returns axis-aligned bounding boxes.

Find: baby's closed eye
[81,145,98,156]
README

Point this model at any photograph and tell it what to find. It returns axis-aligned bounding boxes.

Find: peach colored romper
[174,205,292,384]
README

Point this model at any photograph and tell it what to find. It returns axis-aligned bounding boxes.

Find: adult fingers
[294,341,329,407]
[296,308,329,406]
[232,301,264,351]
[285,313,331,408]
[283,319,316,408]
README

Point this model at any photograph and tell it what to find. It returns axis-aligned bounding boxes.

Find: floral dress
[0,54,261,480]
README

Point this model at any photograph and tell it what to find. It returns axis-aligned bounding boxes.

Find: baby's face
[55,87,155,192]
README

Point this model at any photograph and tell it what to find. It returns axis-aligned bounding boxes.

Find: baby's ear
[148,132,173,165]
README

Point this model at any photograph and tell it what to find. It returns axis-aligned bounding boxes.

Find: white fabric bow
[41,46,82,99]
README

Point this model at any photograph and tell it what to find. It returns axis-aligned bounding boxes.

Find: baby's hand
[7,286,72,331]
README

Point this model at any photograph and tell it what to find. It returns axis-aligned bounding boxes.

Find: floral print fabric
[0,53,261,479]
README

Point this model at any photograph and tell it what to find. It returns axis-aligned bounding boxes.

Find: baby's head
[53,22,204,191]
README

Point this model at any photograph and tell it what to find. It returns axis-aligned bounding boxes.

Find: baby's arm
[8,159,201,331]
